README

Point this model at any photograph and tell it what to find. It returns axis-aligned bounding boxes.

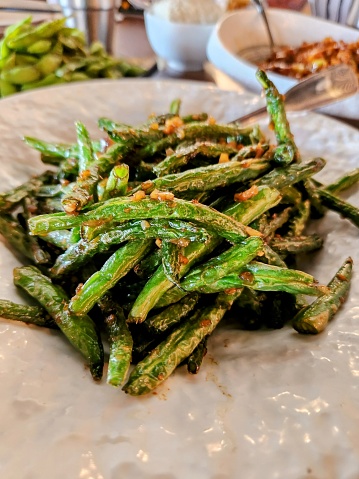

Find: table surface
[113,13,359,130]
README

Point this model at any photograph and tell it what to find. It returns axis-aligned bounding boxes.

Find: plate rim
[0,77,359,479]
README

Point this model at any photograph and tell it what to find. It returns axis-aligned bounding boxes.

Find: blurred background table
[4,1,359,129]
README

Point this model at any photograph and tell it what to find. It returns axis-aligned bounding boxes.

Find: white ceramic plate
[207,8,359,120]
[0,79,359,479]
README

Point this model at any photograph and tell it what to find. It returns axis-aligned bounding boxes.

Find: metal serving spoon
[233,64,359,125]
[238,0,278,65]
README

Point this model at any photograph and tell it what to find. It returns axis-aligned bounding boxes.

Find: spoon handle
[285,64,359,111]
[251,0,275,49]
[232,64,359,126]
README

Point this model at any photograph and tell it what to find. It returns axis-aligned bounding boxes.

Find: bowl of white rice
[144,0,225,72]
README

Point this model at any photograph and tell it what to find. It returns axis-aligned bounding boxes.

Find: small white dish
[207,8,359,119]
[144,9,216,72]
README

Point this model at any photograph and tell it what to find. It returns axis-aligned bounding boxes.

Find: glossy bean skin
[69,239,153,315]
[123,290,243,396]
[97,294,133,387]
[0,299,56,328]
[256,69,300,165]
[292,257,353,334]
[13,266,104,380]
[50,218,210,277]
[28,196,251,242]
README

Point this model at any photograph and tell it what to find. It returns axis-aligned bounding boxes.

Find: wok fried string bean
[0,70,356,396]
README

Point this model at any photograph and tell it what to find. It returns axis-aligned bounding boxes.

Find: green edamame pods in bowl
[0,15,147,98]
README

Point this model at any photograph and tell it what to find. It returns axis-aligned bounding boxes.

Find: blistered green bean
[292,257,353,334]
[50,218,210,277]
[69,239,152,315]
[123,289,242,395]
[13,265,104,379]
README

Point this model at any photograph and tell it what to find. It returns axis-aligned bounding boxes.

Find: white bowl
[207,8,359,119]
[144,9,216,72]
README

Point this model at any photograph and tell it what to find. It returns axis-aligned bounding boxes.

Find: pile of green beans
[0,16,147,97]
[0,71,357,396]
